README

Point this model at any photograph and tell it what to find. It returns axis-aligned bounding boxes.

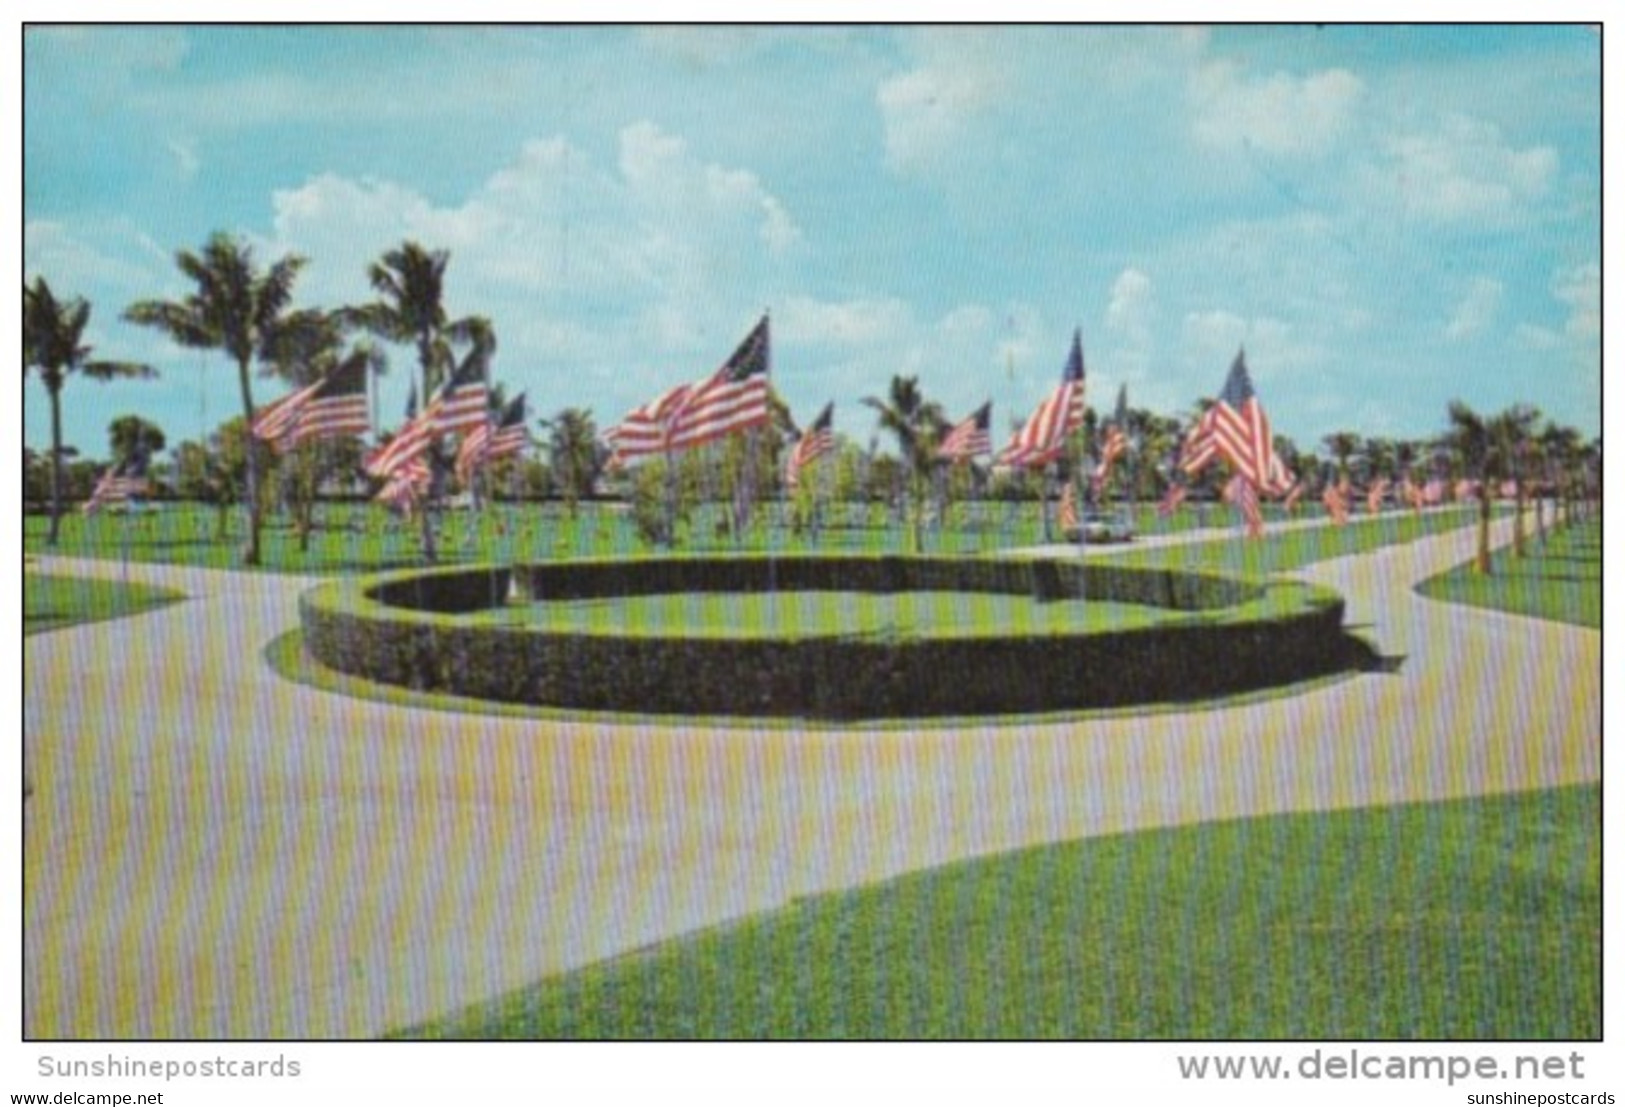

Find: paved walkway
[23,511,1599,1038]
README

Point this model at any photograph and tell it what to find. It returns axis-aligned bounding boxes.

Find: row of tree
[26,231,1602,568]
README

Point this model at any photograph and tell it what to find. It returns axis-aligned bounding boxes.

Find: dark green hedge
[299,556,1350,720]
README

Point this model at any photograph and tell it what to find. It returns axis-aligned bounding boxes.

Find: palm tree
[24,278,155,545]
[1322,431,1360,482]
[347,241,493,562]
[346,241,489,400]
[541,407,601,517]
[1539,422,1584,530]
[107,414,166,464]
[124,232,304,566]
[1490,403,1540,558]
[1444,401,1502,574]
[261,309,387,550]
[863,375,945,551]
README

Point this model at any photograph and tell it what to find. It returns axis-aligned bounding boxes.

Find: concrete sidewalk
[22,510,1598,1038]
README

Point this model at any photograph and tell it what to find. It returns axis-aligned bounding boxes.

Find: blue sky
[22,24,1601,462]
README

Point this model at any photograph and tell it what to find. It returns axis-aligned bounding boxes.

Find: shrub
[300,555,1349,720]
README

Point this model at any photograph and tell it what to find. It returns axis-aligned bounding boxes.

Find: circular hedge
[298,555,1351,720]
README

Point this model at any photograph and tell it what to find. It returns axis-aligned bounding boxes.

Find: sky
[21,23,1602,463]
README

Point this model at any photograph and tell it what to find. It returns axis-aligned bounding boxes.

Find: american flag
[375,456,432,516]
[1400,474,1425,511]
[1157,479,1189,518]
[1223,473,1264,538]
[936,401,992,462]
[785,401,835,490]
[602,315,772,465]
[1366,477,1390,515]
[1283,479,1305,514]
[996,329,1086,469]
[1322,478,1350,525]
[425,355,491,437]
[1059,478,1080,533]
[455,392,529,486]
[602,383,693,469]
[365,385,434,479]
[250,378,323,445]
[82,451,151,515]
[1182,349,1293,495]
[271,359,370,453]
[666,315,772,451]
[1093,383,1130,490]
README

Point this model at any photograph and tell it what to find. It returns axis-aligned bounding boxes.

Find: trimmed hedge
[299,555,1351,720]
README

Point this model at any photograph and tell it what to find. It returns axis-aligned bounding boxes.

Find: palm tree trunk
[237,357,263,566]
[48,388,63,546]
[1512,478,1527,558]
[1476,489,1492,575]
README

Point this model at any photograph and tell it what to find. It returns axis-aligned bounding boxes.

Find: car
[1066,510,1136,544]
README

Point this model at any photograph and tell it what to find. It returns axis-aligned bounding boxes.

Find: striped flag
[1322,479,1350,525]
[1157,479,1189,518]
[365,385,434,479]
[602,315,772,465]
[1059,478,1080,534]
[1181,349,1294,495]
[455,392,529,486]
[602,383,693,469]
[1223,473,1264,538]
[936,401,992,462]
[425,355,491,437]
[83,450,151,515]
[667,315,773,451]
[1092,383,1130,491]
[1367,477,1390,515]
[273,358,370,453]
[375,456,432,516]
[785,401,835,490]
[996,329,1086,469]
[1283,479,1305,514]
[1400,474,1425,511]
[250,378,323,445]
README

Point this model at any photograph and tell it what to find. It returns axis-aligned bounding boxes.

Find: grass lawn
[478,589,1187,638]
[1102,504,1496,577]
[24,500,1488,579]
[23,571,187,635]
[398,784,1599,1040]
[1415,519,1600,629]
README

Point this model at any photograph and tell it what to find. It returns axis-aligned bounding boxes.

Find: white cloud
[1190,61,1364,156]
[1515,323,1562,351]
[1105,268,1154,335]
[1554,262,1599,341]
[1180,311,1319,383]
[1375,113,1557,224]
[876,32,1010,175]
[779,296,913,348]
[1445,277,1504,341]
[165,136,200,181]
[268,123,801,314]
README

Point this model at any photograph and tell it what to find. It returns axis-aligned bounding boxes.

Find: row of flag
[83,308,1478,540]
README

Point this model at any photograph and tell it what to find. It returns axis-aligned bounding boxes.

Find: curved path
[23,511,1599,1038]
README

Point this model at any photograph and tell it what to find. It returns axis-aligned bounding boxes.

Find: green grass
[475,590,1186,638]
[397,784,1599,1040]
[1415,520,1601,629]
[1099,504,1496,577]
[23,571,187,635]
[25,500,1484,577]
